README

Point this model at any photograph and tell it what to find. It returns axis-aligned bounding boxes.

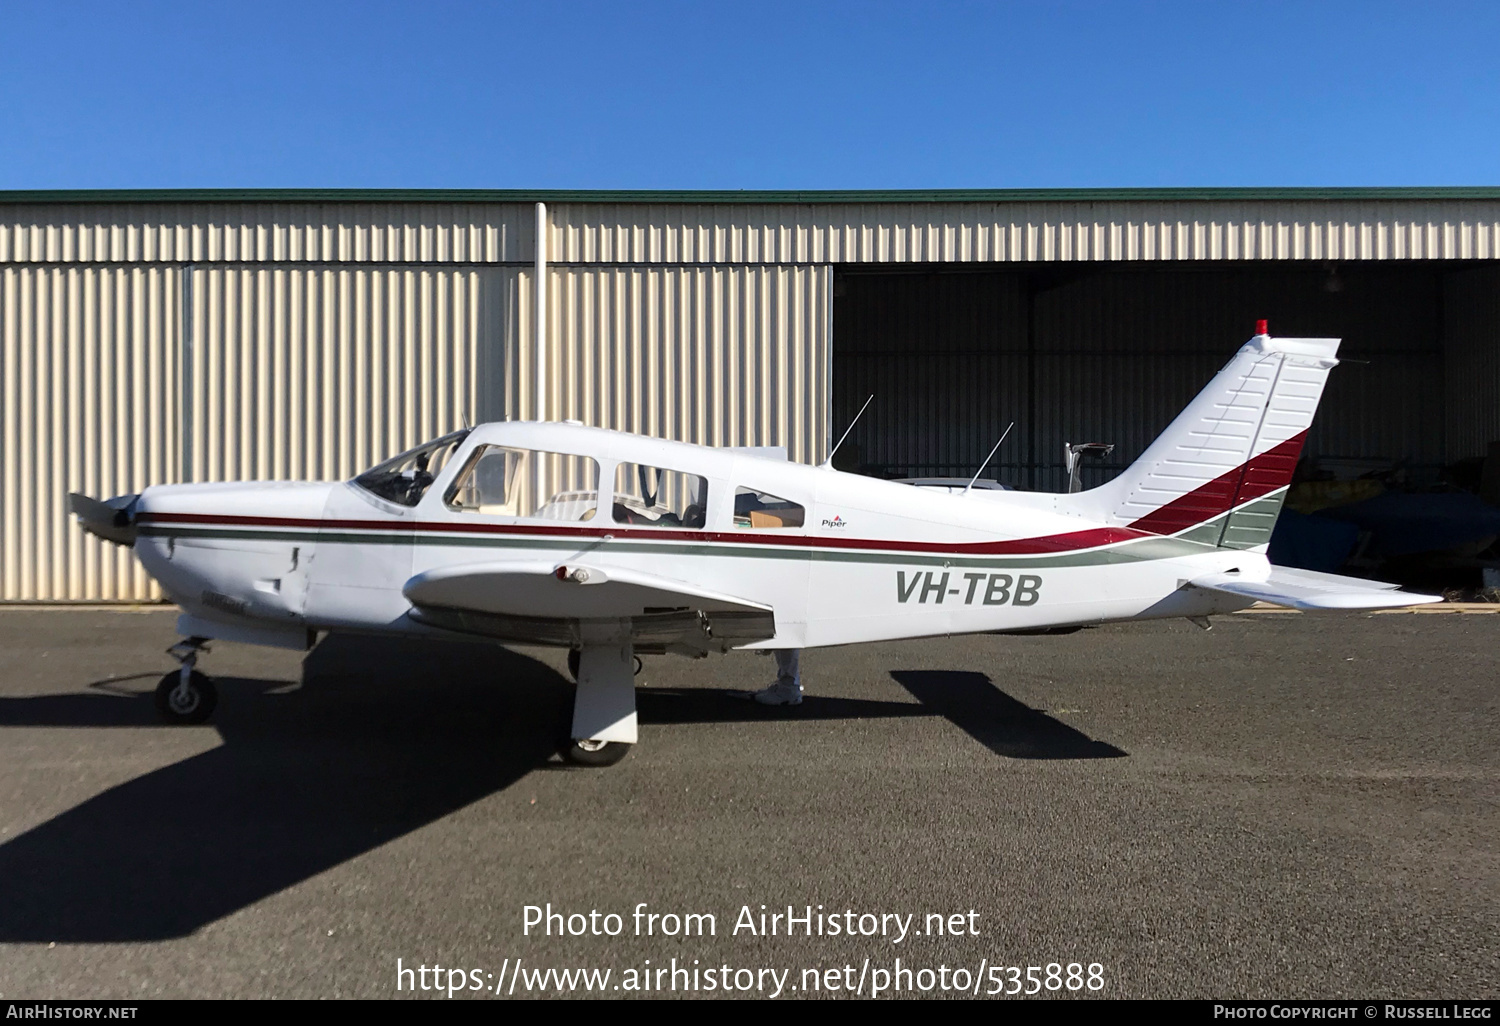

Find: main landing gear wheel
[561,737,633,767]
[563,628,638,767]
[560,650,636,764]
[154,669,218,725]
[560,653,638,766]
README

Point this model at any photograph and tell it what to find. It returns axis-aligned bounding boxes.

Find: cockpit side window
[612,463,708,528]
[734,487,805,529]
[353,430,470,508]
[446,446,599,521]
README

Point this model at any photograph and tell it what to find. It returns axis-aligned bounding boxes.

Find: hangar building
[3,187,1499,601]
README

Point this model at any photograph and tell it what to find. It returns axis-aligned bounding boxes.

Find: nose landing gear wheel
[561,737,633,767]
[154,669,218,725]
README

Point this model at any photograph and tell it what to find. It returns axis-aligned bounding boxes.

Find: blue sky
[1,1,1496,190]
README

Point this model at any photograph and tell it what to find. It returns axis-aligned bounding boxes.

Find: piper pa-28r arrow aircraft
[72,327,1440,765]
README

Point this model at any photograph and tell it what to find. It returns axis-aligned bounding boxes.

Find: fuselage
[132,420,1259,651]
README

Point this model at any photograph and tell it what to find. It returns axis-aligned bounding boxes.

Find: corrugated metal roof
[0,202,532,264]
[8,197,1500,266]
[549,200,1500,263]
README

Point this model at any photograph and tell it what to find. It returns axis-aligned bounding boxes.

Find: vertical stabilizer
[1074,334,1340,550]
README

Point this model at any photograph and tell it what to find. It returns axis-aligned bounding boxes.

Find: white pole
[535,200,547,422]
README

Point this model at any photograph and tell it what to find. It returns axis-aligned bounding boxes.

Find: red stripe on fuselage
[137,511,1153,556]
[1127,431,1307,536]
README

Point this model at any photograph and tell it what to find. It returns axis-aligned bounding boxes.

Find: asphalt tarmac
[0,608,1494,1000]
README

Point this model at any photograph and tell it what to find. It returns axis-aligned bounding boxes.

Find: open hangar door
[832,262,1500,590]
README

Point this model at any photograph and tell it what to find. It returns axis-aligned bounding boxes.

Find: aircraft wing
[1189,567,1443,611]
[402,562,776,653]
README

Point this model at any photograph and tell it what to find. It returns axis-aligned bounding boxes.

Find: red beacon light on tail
[1256,319,1269,336]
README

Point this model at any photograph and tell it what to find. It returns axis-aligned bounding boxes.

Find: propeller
[67,492,140,546]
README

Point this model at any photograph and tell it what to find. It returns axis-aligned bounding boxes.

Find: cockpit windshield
[353,430,470,507]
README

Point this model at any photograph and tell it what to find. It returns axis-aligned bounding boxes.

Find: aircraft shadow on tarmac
[890,670,1127,761]
[0,637,1122,943]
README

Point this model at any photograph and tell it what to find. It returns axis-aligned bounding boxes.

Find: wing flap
[1191,566,1442,611]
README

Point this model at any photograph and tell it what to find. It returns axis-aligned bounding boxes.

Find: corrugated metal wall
[2,264,495,601]
[543,265,829,465]
[2,265,179,600]
[444,263,831,516]
[1444,266,1500,459]
[1032,266,1446,491]
[0,256,829,601]
[836,264,1450,493]
[185,265,488,484]
[833,272,1028,479]
[1,196,1496,601]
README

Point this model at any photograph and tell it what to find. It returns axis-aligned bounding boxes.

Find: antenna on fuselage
[823,394,874,469]
[963,421,1014,495]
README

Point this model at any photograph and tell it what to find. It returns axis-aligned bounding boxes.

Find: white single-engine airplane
[71,328,1440,765]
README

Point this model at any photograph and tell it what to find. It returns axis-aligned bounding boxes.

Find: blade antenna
[823,394,874,468]
[964,422,1014,494]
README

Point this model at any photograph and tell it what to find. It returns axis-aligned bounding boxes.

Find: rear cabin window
[446,446,599,521]
[613,464,708,528]
[734,487,805,529]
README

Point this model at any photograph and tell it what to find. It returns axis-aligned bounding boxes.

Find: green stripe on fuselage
[142,523,1223,569]
[1217,490,1289,550]
[1170,489,1288,550]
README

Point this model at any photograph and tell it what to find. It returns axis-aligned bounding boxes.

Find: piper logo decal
[821,515,848,528]
[896,570,1041,606]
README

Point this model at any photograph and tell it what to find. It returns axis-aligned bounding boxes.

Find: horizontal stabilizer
[1190,567,1442,611]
